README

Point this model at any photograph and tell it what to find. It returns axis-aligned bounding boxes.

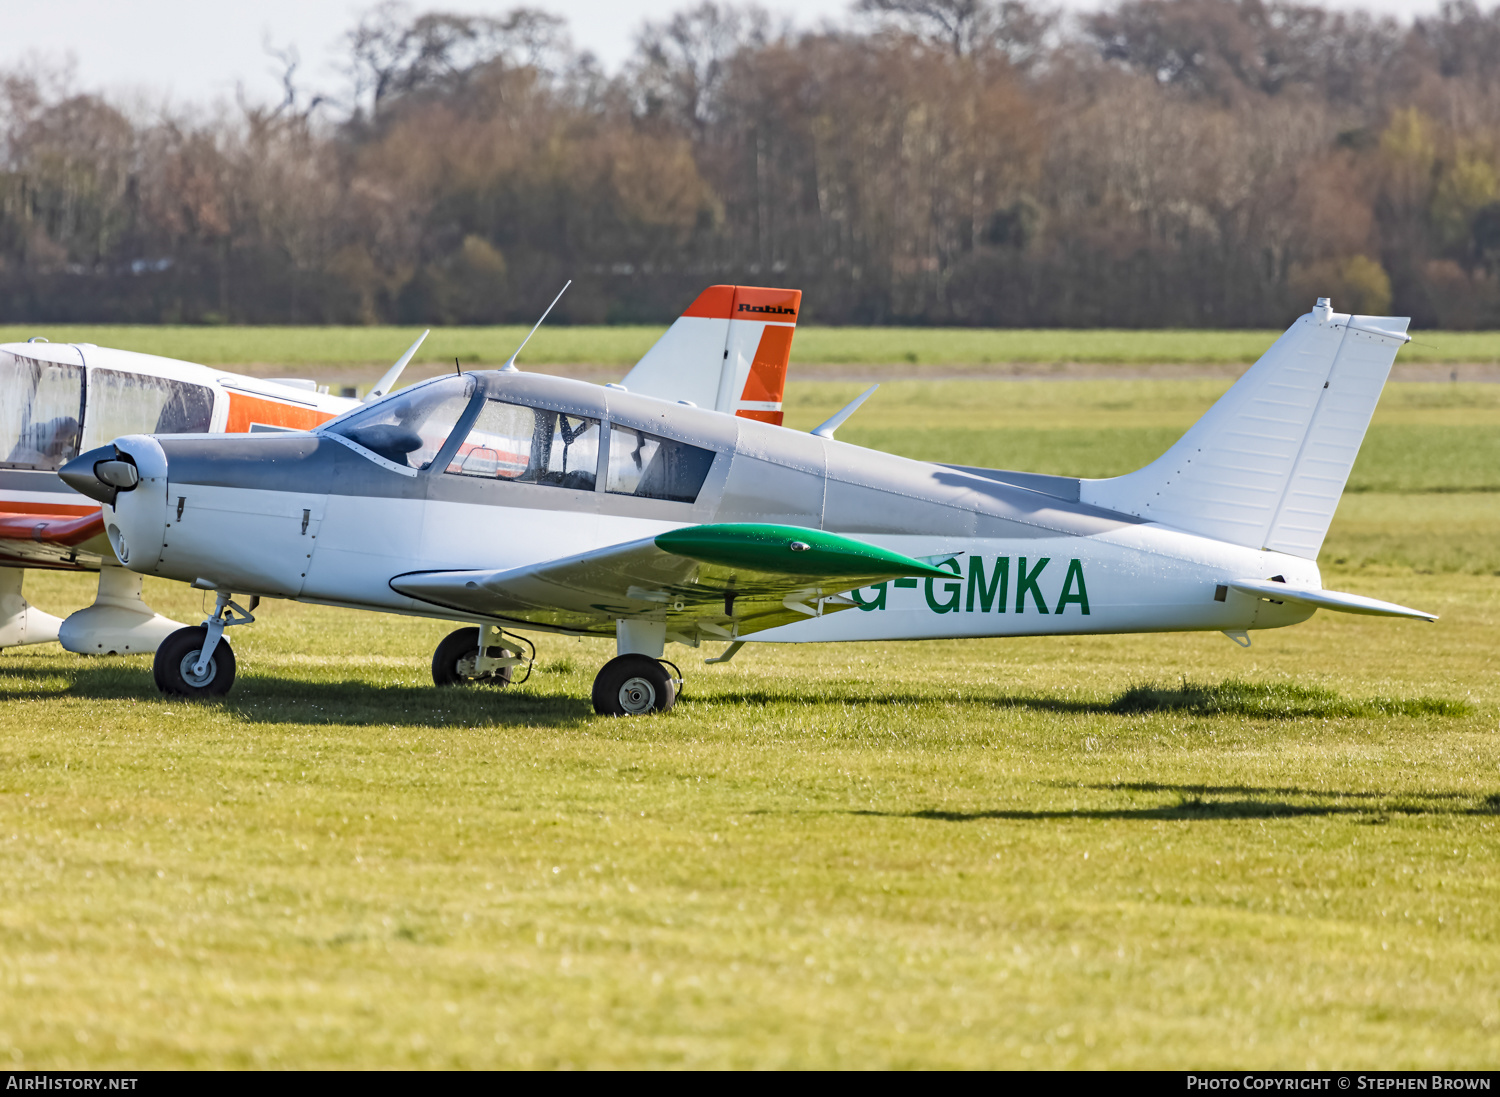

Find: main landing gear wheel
[432,627,514,687]
[153,625,236,698]
[592,654,677,717]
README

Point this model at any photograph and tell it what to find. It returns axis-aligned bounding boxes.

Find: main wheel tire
[592,654,677,716]
[432,627,514,688]
[153,626,236,698]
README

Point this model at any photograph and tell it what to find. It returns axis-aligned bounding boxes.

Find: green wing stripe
[654,523,955,580]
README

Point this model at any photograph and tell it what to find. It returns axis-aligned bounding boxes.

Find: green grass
[1,374,1498,1068]
[5,324,1500,366]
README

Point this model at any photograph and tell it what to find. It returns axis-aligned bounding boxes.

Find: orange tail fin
[620,285,802,424]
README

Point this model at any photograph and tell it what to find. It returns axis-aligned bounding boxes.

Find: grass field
[5,323,1500,367]
[1,377,1497,1068]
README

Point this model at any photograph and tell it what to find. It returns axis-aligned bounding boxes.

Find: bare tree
[856,0,1057,63]
[631,3,783,135]
[345,2,570,122]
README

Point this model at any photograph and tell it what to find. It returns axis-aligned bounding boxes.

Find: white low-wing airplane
[60,297,1432,715]
[2,283,801,662]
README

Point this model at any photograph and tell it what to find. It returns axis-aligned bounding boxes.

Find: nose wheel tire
[153,625,236,698]
[432,627,514,687]
[592,654,677,716]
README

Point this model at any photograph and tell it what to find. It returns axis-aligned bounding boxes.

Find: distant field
[1,375,1496,1067]
[4,324,1500,367]
[792,378,1500,496]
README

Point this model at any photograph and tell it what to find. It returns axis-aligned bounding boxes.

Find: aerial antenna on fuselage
[501,280,571,373]
[363,329,430,403]
[811,384,879,440]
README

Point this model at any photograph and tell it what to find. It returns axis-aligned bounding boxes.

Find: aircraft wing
[390,523,957,639]
[0,509,109,568]
[1228,579,1436,621]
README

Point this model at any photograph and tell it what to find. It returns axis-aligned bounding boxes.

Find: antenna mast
[501,280,571,373]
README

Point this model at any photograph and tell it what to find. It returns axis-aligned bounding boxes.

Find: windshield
[325,375,475,469]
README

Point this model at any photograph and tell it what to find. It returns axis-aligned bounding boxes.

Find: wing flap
[391,523,955,637]
[1228,579,1436,621]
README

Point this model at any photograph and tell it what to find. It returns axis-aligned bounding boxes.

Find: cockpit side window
[605,426,715,503]
[0,353,84,470]
[447,399,600,491]
[325,375,475,469]
[83,369,214,450]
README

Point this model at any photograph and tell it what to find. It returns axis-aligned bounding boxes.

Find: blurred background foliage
[5,0,1500,328]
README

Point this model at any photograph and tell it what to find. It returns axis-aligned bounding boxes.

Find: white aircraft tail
[620,285,802,424]
[1078,299,1410,560]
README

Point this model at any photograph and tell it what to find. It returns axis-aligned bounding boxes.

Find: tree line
[4,0,1500,329]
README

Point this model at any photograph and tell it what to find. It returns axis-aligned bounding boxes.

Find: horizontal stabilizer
[1228,579,1436,621]
[364,329,429,402]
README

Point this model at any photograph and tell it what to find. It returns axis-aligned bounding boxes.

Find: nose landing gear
[153,592,257,698]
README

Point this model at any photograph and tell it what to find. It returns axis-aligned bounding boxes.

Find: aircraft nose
[59,444,140,506]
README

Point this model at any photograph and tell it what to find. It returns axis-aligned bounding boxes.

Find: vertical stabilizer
[1078,300,1410,559]
[620,285,801,423]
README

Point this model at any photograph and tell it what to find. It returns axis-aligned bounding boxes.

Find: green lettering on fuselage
[1015,556,1050,614]
[924,558,962,613]
[1056,558,1090,615]
[967,556,1008,612]
[850,556,1087,616]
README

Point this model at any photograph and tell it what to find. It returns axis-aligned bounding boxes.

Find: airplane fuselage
[101,369,1317,644]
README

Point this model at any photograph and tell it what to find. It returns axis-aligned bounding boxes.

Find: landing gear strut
[153,592,257,698]
[432,624,530,687]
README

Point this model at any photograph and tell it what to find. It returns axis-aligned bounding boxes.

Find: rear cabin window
[0,354,84,469]
[606,426,715,503]
[447,400,600,492]
[327,375,475,469]
[82,370,214,450]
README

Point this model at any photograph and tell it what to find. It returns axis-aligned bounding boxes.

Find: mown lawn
[0,376,1495,1068]
[4,323,1500,367]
